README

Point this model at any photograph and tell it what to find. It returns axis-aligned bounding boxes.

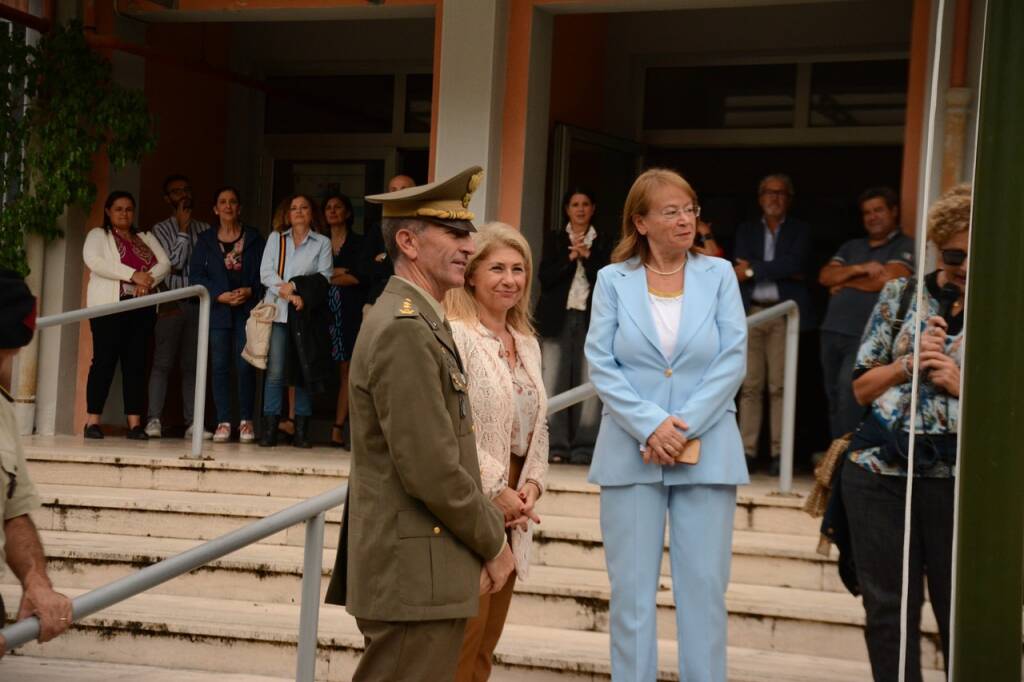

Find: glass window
[810,60,908,127]
[264,75,394,134]
[404,73,433,133]
[643,64,797,130]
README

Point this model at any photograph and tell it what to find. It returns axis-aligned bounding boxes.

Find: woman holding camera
[843,184,971,682]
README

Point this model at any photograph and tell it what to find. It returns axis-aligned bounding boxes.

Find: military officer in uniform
[325,166,514,681]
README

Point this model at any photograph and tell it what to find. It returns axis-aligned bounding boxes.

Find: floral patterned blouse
[849,273,963,478]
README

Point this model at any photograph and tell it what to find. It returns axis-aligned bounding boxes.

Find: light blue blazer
[584,255,749,487]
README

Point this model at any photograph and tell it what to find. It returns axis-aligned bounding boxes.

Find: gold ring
[59,617,68,621]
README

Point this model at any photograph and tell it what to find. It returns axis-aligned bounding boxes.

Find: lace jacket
[451,319,549,579]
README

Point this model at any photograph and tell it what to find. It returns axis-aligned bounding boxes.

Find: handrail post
[188,288,211,459]
[296,511,326,682]
[778,306,800,494]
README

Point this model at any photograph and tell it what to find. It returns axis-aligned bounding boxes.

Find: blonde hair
[444,222,536,336]
[611,168,699,264]
[927,183,972,246]
[271,198,290,233]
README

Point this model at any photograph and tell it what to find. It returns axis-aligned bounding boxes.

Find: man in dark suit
[732,174,812,475]
[325,166,512,681]
[356,174,416,310]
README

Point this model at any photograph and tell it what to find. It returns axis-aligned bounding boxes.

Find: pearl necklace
[644,260,686,276]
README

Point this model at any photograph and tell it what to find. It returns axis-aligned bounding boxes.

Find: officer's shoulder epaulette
[395,297,418,318]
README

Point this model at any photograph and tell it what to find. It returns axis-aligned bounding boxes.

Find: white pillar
[433,0,508,220]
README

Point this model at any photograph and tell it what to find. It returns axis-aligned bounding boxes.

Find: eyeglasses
[941,249,968,266]
[759,189,790,198]
[166,186,192,196]
[658,205,701,220]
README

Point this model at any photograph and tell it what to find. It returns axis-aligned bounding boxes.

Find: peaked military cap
[365,165,483,233]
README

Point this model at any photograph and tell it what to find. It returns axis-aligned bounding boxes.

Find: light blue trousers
[599,482,737,682]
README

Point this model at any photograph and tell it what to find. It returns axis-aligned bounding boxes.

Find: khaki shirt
[0,387,41,576]
[325,277,505,621]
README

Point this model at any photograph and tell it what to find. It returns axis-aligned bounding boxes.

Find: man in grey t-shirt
[817,187,914,438]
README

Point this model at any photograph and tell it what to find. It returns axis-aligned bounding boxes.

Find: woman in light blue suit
[584,168,748,681]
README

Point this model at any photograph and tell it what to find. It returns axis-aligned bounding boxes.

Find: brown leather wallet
[674,439,701,465]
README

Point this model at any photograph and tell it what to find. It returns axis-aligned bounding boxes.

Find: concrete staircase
[2,436,947,681]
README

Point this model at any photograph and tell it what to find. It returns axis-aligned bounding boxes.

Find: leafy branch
[0,20,156,275]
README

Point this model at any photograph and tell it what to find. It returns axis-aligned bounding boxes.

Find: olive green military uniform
[1,386,42,623]
[326,275,505,679]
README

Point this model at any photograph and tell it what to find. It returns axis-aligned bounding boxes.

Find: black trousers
[820,331,864,439]
[842,461,953,682]
[86,306,156,416]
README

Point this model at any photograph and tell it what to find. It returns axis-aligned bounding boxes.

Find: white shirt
[565,224,597,311]
[648,288,683,361]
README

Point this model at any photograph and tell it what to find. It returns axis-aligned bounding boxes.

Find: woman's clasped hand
[643,415,690,465]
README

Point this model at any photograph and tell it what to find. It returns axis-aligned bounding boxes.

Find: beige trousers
[739,307,786,457]
[454,453,525,681]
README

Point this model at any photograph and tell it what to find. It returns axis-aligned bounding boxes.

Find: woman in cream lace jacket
[446,222,548,682]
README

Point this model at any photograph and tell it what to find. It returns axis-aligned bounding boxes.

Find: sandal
[277,418,295,436]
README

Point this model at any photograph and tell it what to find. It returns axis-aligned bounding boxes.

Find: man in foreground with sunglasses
[818,186,915,439]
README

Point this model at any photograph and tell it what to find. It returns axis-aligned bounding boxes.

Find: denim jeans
[210,313,255,424]
[263,323,312,417]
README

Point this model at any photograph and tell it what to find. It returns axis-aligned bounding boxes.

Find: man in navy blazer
[732,174,812,474]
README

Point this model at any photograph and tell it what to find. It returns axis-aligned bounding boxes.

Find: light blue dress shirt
[259,229,333,323]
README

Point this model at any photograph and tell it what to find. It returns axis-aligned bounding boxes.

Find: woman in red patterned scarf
[82,191,170,439]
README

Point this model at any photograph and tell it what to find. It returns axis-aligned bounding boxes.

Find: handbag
[242,234,287,369]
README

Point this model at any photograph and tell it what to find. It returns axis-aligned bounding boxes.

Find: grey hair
[382,217,429,261]
[758,173,795,197]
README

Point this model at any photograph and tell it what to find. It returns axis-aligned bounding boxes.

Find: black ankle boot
[293,416,313,449]
[259,415,279,447]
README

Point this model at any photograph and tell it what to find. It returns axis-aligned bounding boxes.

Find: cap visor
[422,217,476,233]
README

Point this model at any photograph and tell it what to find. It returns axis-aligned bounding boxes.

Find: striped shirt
[150,216,211,291]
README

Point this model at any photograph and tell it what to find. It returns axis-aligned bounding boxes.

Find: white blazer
[83,227,170,308]
[584,254,749,487]
[450,318,549,579]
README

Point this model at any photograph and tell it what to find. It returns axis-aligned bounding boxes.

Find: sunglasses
[941,249,968,266]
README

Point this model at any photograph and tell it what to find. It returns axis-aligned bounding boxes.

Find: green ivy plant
[0,20,156,275]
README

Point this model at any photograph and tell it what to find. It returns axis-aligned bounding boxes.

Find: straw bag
[803,433,852,519]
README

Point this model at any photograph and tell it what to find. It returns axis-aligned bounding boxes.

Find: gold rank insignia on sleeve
[397,298,417,317]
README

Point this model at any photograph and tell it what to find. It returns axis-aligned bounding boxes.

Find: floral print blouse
[849,273,963,478]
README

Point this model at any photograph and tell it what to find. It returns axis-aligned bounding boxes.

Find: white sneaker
[185,424,214,441]
[144,418,162,438]
[238,420,256,444]
[213,423,232,443]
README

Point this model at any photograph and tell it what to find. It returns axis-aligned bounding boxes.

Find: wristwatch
[745,267,754,279]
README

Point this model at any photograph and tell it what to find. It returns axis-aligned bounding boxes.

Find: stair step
[25,437,816,529]
[24,438,346,498]
[535,515,841,590]
[7,532,942,669]
[34,484,344,548]
[0,586,944,681]
[0,656,290,682]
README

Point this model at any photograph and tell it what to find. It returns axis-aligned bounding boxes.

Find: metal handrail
[0,484,348,682]
[35,285,211,459]
[546,300,801,494]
